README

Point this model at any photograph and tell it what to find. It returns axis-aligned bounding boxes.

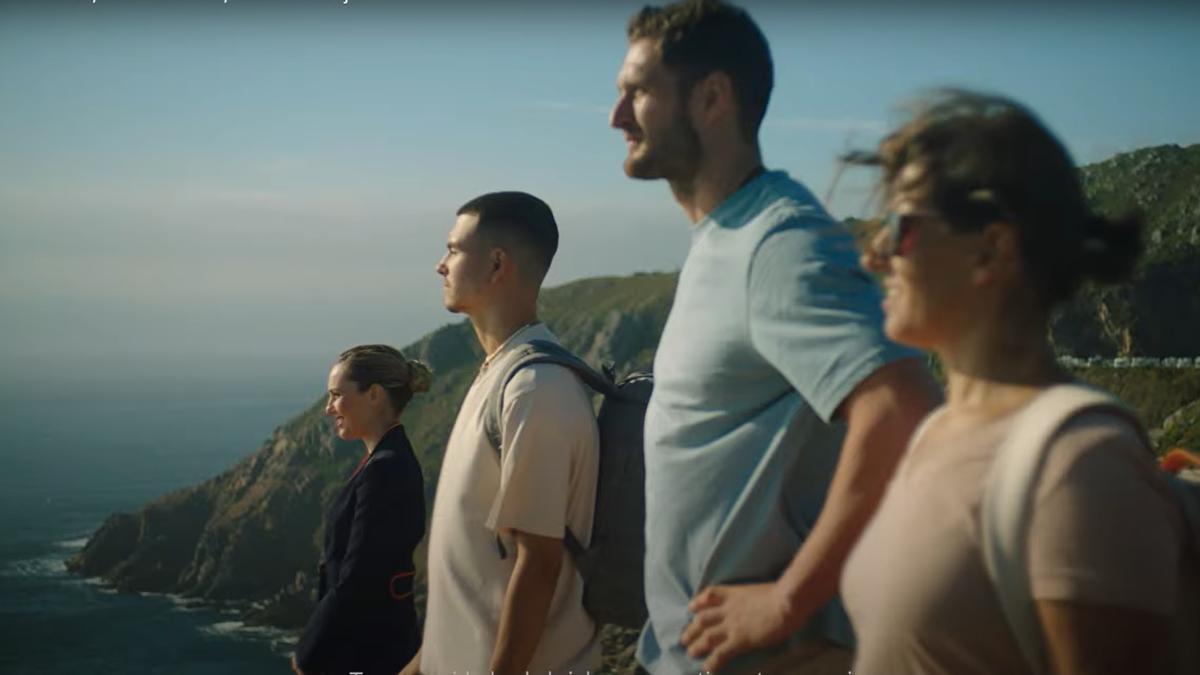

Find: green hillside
[66,144,1199,674]
[1052,144,1200,357]
[1080,143,1200,266]
[67,271,679,658]
[402,272,675,499]
[845,144,1200,359]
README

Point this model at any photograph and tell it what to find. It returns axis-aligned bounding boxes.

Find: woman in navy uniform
[293,344,430,675]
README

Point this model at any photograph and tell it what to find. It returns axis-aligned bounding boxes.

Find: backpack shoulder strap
[482,339,614,454]
[908,405,948,450]
[982,383,1142,673]
[480,339,610,561]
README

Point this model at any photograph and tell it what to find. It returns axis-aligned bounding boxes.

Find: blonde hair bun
[406,360,433,394]
[336,344,434,414]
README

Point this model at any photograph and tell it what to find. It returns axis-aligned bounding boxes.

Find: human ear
[972,221,1020,285]
[488,249,506,283]
[691,71,734,127]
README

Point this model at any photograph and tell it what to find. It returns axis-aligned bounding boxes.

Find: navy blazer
[296,425,425,675]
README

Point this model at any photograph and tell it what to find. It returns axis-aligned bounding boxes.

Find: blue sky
[2,0,1198,385]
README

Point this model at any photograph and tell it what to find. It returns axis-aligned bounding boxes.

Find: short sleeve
[1028,412,1182,614]
[748,221,919,422]
[485,363,598,539]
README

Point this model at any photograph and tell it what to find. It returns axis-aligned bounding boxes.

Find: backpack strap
[481,339,612,561]
[483,339,615,452]
[982,383,1146,673]
[907,405,948,450]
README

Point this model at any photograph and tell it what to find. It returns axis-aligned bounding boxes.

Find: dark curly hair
[849,88,1141,309]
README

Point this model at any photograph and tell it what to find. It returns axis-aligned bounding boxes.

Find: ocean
[0,366,320,674]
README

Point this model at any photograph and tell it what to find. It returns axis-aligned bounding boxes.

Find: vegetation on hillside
[67,144,1198,673]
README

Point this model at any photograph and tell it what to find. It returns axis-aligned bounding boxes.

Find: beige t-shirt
[421,324,601,675]
[842,406,1183,675]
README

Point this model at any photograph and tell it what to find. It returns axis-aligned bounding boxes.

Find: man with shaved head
[404,192,601,675]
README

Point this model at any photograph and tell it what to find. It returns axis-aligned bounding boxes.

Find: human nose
[435,254,448,276]
[610,92,632,130]
[324,396,335,416]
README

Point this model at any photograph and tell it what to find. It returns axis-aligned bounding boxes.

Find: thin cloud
[766,116,886,134]
[523,100,612,115]
[524,103,885,136]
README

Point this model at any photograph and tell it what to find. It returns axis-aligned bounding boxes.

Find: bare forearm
[685,461,892,667]
[490,532,563,675]
[681,360,939,671]
[777,358,939,626]
[776,445,900,623]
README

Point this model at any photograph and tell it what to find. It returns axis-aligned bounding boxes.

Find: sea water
[0,366,319,674]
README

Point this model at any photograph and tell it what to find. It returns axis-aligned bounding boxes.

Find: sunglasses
[875,211,934,257]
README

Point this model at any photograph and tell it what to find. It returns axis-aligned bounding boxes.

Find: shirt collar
[481,321,546,372]
[697,168,780,233]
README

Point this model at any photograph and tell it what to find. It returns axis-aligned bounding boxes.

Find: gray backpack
[482,339,652,629]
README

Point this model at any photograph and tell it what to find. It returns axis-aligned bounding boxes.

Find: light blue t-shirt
[637,171,918,674]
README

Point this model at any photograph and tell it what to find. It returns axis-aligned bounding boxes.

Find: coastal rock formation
[67,400,355,610]
[68,272,679,636]
[1051,144,1200,358]
[68,144,1199,672]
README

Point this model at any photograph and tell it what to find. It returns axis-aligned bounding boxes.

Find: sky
[2,0,1198,387]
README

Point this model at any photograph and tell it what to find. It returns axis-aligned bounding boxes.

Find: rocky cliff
[844,144,1200,358]
[1051,143,1200,358]
[67,272,678,644]
[68,144,1199,672]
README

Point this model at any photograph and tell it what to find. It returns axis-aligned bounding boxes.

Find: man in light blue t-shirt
[609,2,942,673]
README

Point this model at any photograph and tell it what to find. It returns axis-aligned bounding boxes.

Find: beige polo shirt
[421,323,601,675]
[842,408,1183,675]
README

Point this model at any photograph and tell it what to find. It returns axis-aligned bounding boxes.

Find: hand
[290,654,306,675]
[681,581,796,673]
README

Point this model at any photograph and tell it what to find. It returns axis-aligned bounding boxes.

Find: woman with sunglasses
[839,90,1186,675]
[292,345,431,675]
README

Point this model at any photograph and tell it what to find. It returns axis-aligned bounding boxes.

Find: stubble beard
[622,115,703,184]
